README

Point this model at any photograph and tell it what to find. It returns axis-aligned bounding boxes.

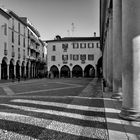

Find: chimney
[94,32,96,37]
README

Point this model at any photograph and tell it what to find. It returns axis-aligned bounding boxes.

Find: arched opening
[60,65,70,78]
[21,61,25,78]
[50,65,59,78]
[1,57,8,80]
[16,60,20,78]
[9,59,14,79]
[84,64,95,78]
[26,62,29,78]
[96,57,103,78]
[72,65,83,77]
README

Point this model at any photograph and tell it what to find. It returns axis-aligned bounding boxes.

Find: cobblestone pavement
[0,78,108,140]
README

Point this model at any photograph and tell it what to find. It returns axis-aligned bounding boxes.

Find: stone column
[112,0,122,98]
[103,42,107,80]
[106,12,113,91]
[108,11,113,90]
[0,64,1,80]
[120,0,140,121]
[70,71,72,78]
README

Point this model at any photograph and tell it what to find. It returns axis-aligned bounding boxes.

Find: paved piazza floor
[0,78,108,140]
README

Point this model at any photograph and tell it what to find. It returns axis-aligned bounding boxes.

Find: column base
[111,92,122,100]
[119,107,140,121]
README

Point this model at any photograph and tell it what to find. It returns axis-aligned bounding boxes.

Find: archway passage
[72,65,83,78]
[97,57,103,78]
[60,65,70,78]
[84,65,95,78]
[1,57,8,79]
[9,59,14,79]
[21,61,25,78]
[16,60,20,78]
[26,62,29,78]
[50,65,59,78]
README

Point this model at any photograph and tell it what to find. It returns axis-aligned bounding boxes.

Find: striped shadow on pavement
[0,98,108,140]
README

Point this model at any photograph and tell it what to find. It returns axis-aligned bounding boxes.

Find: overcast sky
[1,0,99,40]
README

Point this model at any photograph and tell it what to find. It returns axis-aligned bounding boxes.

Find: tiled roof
[45,37,100,43]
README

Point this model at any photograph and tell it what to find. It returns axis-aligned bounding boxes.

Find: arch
[21,61,25,78]
[60,65,70,78]
[26,61,29,78]
[96,57,103,78]
[50,65,59,78]
[9,58,15,79]
[84,64,95,78]
[16,60,20,78]
[1,57,8,79]
[72,65,83,78]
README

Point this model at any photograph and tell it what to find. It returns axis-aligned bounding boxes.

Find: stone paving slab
[103,91,140,140]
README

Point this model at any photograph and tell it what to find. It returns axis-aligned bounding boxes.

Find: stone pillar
[82,70,84,78]
[112,0,122,98]
[108,10,113,90]
[0,64,1,80]
[103,38,107,82]
[70,71,72,78]
[120,0,140,121]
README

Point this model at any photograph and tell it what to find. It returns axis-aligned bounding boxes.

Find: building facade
[100,0,140,121]
[0,7,45,80]
[46,36,102,78]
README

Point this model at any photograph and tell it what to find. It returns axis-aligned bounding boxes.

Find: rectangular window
[12,18,14,30]
[97,43,100,48]
[18,35,20,45]
[80,43,86,48]
[12,45,15,57]
[62,43,68,52]
[62,55,68,61]
[18,22,20,33]
[88,54,94,60]
[24,26,26,36]
[73,55,79,61]
[4,23,7,35]
[80,54,86,61]
[4,42,7,55]
[73,43,79,49]
[23,49,25,59]
[12,31,14,43]
[18,48,20,58]
[23,37,25,47]
[51,56,55,61]
[52,45,56,51]
[88,43,94,48]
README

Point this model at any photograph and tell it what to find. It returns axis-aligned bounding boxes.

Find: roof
[20,17,40,37]
[0,7,11,19]
[7,10,27,26]
[45,37,100,43]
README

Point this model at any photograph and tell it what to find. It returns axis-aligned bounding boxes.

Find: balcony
[4,50,8,56]
[11,52,15,57]
[29,34,40,45]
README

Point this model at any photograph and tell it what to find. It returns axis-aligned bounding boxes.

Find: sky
[0,0,99,40]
